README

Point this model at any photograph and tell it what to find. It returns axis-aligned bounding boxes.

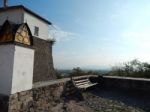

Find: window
[34,26,39,36]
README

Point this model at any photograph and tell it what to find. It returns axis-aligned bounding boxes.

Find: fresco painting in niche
[15,24,31,45]
[0,20,32,45]
[0,21,13,43]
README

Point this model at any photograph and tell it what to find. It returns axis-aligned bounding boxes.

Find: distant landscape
[55,68,110,79]
[55,59,150,79]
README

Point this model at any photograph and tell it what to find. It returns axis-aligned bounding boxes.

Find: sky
[2,0,150,69]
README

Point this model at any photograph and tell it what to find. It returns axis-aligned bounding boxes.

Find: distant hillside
[58,69,110,74]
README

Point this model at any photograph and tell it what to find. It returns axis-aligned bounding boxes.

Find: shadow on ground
[89,86,150,112]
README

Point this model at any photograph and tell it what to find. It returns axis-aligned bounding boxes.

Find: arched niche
[15,23,32,45]
[0,20,32,46]
[0,20,14,43]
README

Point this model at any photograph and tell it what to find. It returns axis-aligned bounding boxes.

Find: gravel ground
[51,87,150,112]
[62,88,149,112]
[82,92,144,112]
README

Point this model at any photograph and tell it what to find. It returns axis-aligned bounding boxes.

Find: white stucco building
[0,5,54,95]
[0,5,51,40]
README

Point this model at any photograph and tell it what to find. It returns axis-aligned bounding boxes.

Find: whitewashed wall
[0,45,15,95]
[11,46,34,94]
[0,45,34,95]
[0,9,23,25]
[24,12,49,40]
[0,8,49,40]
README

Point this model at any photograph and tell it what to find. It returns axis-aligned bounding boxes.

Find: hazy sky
[3,0,150,69]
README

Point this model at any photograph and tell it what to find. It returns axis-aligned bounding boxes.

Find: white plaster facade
[0,7,50,40]
[11,45,34,94]
[0,45,34,95]
[24,11,49,40]
[0,45,14,95]
[0,9,23,25]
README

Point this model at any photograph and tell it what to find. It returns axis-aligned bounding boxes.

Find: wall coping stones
[33,75,98,89]
[103,76,150,82]
[33,78,70,88]
[71,75,98,79]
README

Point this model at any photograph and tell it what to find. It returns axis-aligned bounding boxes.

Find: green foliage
[55,69,62,79]
[47,38,56,45]
[70,67,86,76]
[111,59,150,78]
[54,68,107,79]
[70,67,102,77]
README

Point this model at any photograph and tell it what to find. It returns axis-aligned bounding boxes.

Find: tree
[111,59,150,78]
[55,69,62,79]
[71,67,84,76]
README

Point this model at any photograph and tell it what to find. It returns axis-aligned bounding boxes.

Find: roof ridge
[0,5,52,25]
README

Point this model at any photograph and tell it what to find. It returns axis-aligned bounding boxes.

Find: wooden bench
[71,75,98,90]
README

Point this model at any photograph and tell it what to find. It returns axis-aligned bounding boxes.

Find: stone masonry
[7,80,68,112]
[32,37,55,83]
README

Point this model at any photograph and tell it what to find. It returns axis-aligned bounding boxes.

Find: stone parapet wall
[8,91,33,112]
[32,82,65,112]
[1,76,150,111]
[1,78,71,112]
[102,76,150,92]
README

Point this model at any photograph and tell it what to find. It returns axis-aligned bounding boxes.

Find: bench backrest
[71,76,93,88]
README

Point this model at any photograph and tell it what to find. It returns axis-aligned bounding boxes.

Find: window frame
[34,26,39,36]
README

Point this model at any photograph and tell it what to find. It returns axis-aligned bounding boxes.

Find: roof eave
[0,5,52,25]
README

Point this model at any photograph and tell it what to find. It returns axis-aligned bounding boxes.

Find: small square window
[34,26,39,36]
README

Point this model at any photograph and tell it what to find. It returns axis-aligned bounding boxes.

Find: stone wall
[3,75,150,112]
[8,90,33,112]
[102,76,150,93]
[32,37,55,82]
[6,78,72,112]
[32,83,65,112]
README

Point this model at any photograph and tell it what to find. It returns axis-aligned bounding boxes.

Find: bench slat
[78,83,97,89]
[78,84,91,88]
[75,81,91,86]
[74,79,89,83]
[71,76,98,89]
